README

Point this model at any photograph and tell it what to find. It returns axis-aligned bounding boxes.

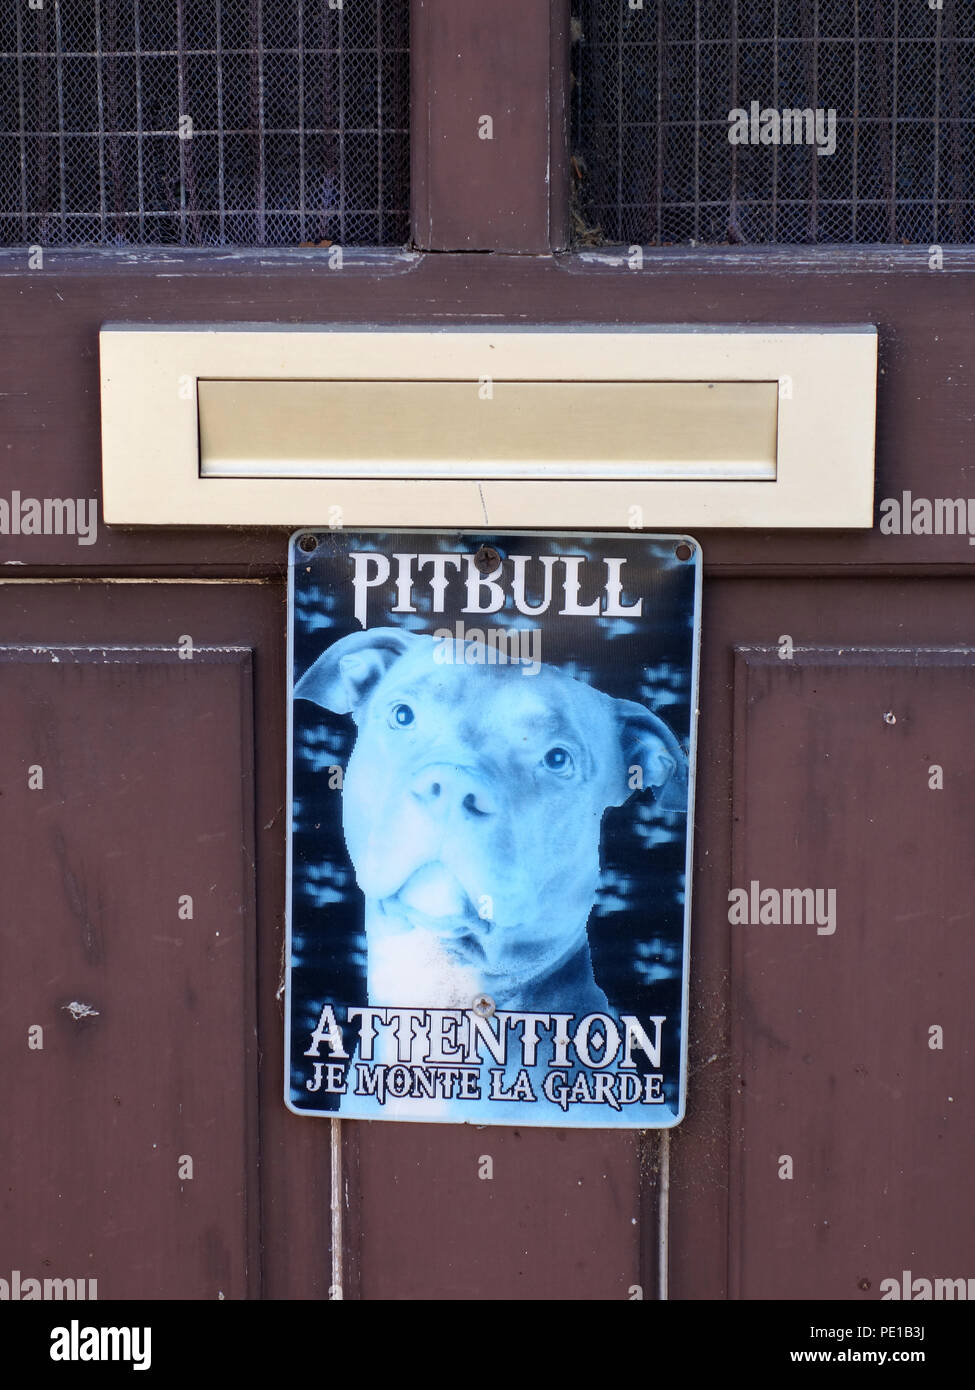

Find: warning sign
[286,531,700,1127]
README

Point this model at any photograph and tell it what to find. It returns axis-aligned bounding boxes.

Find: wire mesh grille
[571,0,975,246]
[0,0,410,248]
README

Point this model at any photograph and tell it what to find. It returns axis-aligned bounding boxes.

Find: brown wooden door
[2,1,973,1306]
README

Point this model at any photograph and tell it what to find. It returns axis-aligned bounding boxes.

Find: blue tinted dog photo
[294,627,688,1016]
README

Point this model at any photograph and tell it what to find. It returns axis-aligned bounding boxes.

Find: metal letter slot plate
[100,326,877,529]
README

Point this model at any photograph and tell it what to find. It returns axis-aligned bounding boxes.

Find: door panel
[0,643,257,1299]
[731,647,975,1299]
[668,580,975,1301]
[0,580,336,1301]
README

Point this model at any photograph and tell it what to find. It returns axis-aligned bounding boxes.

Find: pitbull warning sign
[286,531,701,1127]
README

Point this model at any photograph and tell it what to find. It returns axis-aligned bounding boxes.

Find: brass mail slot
[198,378,778,481]
[100,326,878,528]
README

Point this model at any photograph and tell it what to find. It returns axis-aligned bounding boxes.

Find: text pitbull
[350,551,643,628]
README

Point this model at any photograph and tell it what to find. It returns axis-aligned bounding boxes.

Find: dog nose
[410,764,497,818]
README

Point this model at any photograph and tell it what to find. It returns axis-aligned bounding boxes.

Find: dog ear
[294,628,426,716]
[613,699,689,811]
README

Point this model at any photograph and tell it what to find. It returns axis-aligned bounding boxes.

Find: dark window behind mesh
[572,0,975,246]
[0,0,410,248]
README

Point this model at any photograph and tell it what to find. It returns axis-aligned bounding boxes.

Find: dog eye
[389,703,415,728]
[543,746,573,774]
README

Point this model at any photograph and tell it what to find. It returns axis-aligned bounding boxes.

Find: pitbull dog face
[295,628,687,1010]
